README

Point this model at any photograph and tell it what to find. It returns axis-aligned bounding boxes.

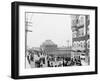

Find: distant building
[40,40,72,58]
[40,40,57,53]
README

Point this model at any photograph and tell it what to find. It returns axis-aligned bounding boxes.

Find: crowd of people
[26,49,82,68]
[47,56,82,67]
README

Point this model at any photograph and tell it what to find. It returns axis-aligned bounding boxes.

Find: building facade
[71,15,90,65]
[40,40,72,58]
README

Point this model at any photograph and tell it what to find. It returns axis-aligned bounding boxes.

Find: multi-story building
[71,15,90,65]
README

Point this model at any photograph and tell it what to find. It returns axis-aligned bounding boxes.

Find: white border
[19,5,95,76]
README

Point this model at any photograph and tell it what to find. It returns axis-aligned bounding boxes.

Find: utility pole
[25,13,33,68]
[67,40,70,48]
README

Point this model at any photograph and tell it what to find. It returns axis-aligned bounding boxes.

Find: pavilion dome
[42,40,56,46]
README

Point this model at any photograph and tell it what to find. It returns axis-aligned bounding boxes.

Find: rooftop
[41,40,57,46]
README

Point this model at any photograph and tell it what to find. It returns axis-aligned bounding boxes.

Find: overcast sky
[26,13,72,48]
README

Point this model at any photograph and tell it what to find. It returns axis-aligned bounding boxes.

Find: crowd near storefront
[26,15,90,68]
[26,40,82,68]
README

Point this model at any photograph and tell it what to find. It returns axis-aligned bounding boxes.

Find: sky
[26,13,72,48]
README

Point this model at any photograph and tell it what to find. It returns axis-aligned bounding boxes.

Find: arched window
[82,40,85,49]
[80,41,83,49]
[77,41,80,49]
[78,41,81,49]
[87,39,90,49]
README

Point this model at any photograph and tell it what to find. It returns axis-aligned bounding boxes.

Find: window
[72,42,76,50]
[79,16,84,26]
[87,39,90,49]
[87,25,90,35]
[80,40,85,50]
[72,31,77,38]
[78,28,84,37]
